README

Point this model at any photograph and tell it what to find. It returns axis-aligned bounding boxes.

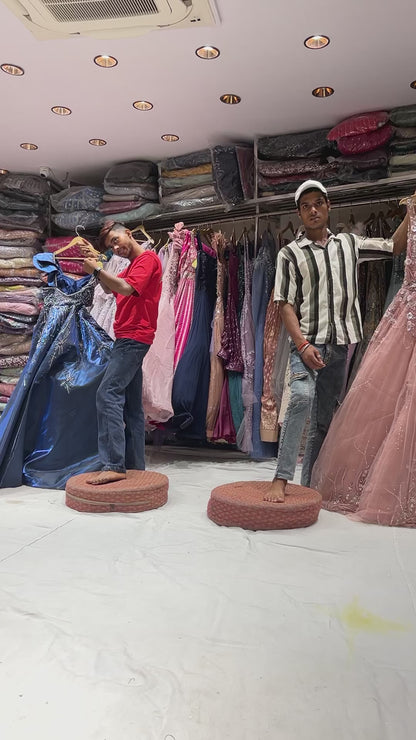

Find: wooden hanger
[399,194,416,205]
[237,225,248,243]
[348,210,355,228]
[132,223,155,244]
[53,236,107,261]
[278,220,295,238]
[364,211,376,225]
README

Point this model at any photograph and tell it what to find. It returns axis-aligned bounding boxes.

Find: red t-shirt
[113,251,162,344]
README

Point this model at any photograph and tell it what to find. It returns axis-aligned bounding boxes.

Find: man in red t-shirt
[81,221,162,485]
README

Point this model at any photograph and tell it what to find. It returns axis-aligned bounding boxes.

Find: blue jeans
[96,338,150,473]
[274,343,347,487]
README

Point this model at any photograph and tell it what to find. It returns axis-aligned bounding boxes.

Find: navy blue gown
[0,275,113,489]
[170,234,217,440]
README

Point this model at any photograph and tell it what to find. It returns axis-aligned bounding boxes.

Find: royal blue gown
[0,272,113,489]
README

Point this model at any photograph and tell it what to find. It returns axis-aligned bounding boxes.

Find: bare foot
[86,471,127,485]
[264,478,287,503]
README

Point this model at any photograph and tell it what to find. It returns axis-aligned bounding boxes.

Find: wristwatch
[93,267,102,279]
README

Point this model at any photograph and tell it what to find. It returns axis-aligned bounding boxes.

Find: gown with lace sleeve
[311,200,416,527]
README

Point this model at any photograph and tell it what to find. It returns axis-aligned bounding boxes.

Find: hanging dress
[236,236,255,453]
[218,241,244,436]
[311,200,416,527]
[170,234,217,439]
[0,272,113,489]
[173,229,198,370]
[90,253,130,338]
[142,243,177,424]
[251,229,278,459]
[206,232,227,438]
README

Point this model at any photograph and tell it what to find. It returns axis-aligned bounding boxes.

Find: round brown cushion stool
[65,470,169,513]
[207,481,322,531]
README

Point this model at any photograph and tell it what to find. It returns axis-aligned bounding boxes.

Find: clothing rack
[138,173,416,236]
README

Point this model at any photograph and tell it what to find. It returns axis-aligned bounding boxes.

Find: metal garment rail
[142,173,416,235]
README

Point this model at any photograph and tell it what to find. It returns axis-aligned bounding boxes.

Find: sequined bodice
[382,200,416,339]
[403,200,416,287]
[41,279,96,310]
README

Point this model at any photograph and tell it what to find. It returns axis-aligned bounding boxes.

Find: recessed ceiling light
[312,86,334,98]
[89,138,107,146]
[161,134,179,142]
[51,106,72,116]
[304,35,330,50]
[0,169,9,175]
[133,100,153,111]
[20,142,38,150]
[94,55,118,68]
[220,93,241,105]
[195,45,220,59]
[410,80,416,89]
[1,63,24,76]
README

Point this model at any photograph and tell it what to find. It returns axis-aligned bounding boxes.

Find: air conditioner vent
[43,0,159,24]
[1,0,219,38]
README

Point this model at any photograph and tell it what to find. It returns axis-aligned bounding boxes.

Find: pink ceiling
[1,0,415,183]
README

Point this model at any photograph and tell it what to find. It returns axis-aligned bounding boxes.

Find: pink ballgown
[311,200,416,527]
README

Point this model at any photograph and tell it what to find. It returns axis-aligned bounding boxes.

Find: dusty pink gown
[311,200,416,527]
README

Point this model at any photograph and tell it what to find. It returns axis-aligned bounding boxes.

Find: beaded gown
[311,200,416,527]
[0,276,113,489]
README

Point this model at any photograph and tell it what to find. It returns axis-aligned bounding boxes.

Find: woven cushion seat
[207,481,322,530]
[65,470,169,513]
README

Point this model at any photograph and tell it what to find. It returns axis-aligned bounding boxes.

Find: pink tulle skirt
[311,294,416,527]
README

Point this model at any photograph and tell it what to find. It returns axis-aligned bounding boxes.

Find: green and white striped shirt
[274,231,393,345]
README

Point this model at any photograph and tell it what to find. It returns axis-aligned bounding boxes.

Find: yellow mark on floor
[337,597,409,635]
[322,597,410,652]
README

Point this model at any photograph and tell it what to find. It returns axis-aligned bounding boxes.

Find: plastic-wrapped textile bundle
[389,104,416,128]
[257,128,336,160]
[103,161,158,200]
[159,151,217,210]
[211,145,245,206]
[50,186,104,213]
[159,149,211,172]
[159,145,249,208]
[99,160,160,224]
[0,173,50,203]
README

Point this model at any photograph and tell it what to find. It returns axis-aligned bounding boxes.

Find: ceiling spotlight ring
[312,86,334,98]
[304,35,330,50]
[1,63,24,76]
[195,45,220,59]
[161,134,179,142]
[220,93,241,105]
[94,55,118,68]
[133,100,153,111]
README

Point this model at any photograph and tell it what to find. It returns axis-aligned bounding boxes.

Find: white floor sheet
[0,452,415,740]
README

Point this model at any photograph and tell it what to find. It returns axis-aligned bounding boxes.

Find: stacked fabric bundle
[159,145,248,210]
[388,105,416,176]
[256,128,339,196]
[0,173,47,413]
[0,286,41,412]
[50,185,104,233]
[159,149,220,210]
[0,173,48,234]
[326,111,392,182]
[101,161,161,223]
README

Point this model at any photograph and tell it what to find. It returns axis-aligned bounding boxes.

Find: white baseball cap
[295,180,328,206]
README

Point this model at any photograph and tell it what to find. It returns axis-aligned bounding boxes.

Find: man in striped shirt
[266,179,409,502]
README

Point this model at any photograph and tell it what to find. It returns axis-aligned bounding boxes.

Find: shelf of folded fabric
[0,173,48,413]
